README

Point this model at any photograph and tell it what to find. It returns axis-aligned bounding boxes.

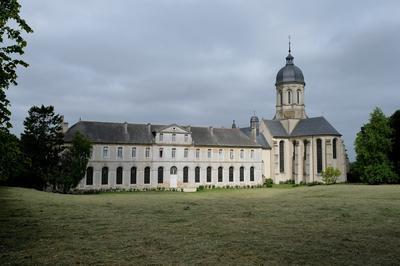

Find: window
[183,167,189,183]
[159,148,163,158]
[172,148,176,158]
[250,167,254,181]
[195,167,200,183]
[279,90,283,105]
[144,167,150,184]
[240,166,244,182]
[207,166,212,182]
[145,147,150,158]
[288,90,292,104]
[207,149,212,159]
[101,167,108,185]
[89,148,93,159]
[195,149,200,159]
[184,134,188,142]
[229,167,234,182]
[159,133,163,141]
[116,167,123,184]
[86,167,93,185]
[279,140,285,173]
[170,166,177,175]
[240,149,244,159]
[103,146,109,159]
[184,148,188,158]
[172,133,176,142]
[250,150,254,159]
[158,167,163,184]
[333,138,337,159]
[317,139,323,173]
[218,167,223,182]
[297,90,300,104]
[117,147,123,159]
[219,149,223,159]
[230,149,234,160]
[131,147,136,158]
[130,167,137,184]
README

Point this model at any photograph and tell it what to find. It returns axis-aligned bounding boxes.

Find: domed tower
[274,41,307,120]
[250,114,259,139]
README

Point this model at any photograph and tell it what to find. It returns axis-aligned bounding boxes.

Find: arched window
[229,166,234,182]
[86,167,93,185]
[250,167,254,181]
[116,167,123,185]
[170,166,177,175]
[183,166,189,183]
[158,167,164,184]
[279,90,283,105]
[288,90,292,104]
[195,167,200,183]
[207,166,212,182]
[144,167,150,184]
[130,167,137,184]
[101,167,108,185]
[333,138,337,159]
[317,139,323,173]
[279,141,285,173]
[297,90,300,104]
[240,166,244,182]
[218,167,223,182]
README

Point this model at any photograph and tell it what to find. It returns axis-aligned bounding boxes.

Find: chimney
[61,115,69,133]
[123,121,128,134]
[232,120,237,129]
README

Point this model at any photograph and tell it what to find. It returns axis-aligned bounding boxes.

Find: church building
[64,47,347,190]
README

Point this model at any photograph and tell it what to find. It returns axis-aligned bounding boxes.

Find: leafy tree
[58,132,92,193]
[1,0,33,130]
[21,105,64,189]
[321,167,341,184]
[0,130,23,182]
[389,110,400,177]
[354,107,398,184]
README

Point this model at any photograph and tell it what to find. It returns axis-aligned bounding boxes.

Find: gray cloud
[8,0,400,160]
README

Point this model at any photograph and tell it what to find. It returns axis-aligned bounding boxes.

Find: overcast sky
[8,0,400,161]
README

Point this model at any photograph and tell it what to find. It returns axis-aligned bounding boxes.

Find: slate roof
[263,117,341,138]
[64,121,261,148]
[240,127,271,149]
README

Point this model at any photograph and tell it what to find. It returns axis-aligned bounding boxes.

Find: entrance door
[170,166,178,188]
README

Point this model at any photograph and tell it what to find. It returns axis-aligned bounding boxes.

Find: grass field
[1,185,400,265]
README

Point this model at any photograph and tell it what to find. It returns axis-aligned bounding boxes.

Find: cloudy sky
[8,0,400,160]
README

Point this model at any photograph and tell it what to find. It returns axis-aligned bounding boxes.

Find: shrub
[264,178,273,187]
[322,167,341,184]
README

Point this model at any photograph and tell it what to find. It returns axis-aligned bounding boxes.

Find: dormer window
[184,134,188,142]
[159,133,163,141]
[172,133,176,142]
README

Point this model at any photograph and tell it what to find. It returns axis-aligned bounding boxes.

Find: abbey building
[64,48,347,190]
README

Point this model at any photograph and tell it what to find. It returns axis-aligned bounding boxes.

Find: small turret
[232,120,237,129]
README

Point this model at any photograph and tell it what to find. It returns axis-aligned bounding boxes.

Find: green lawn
[1,185,400,265]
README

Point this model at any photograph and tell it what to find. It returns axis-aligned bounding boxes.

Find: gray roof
[240,127,271,149]
[276,53,305,86]
[263,119,289,137]
[263,117,341,138]
[290,117,341,137]
[64,121,261,148]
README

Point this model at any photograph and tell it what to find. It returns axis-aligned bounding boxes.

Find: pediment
[158,124,189,134]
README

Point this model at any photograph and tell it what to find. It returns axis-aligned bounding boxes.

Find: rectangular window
[103,146,109,159]
[159,148,163,158]
[132,147,136,158]
[117,147,123,159]
[159,133,163,141]
[207,149,212,159]
[184,134,188,142]
[172,133,176,142]
[250,149,254,159]
[145,147,150,158]
[250,167,254,181]
[219,149,223,159]
[230,149,234,160]
[240,149,244,159]
[184,148,188,158]
[172,148,176,158]
[158,167,163,184]
[196,149,200,159]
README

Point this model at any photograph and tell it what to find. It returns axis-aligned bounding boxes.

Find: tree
[21,105,64,189]
[58,132,92,193]
[322,167,341,184]
[354,107,398,184]
[389,110,400,177]
[1,0,33,130]
[0,130,23,183]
